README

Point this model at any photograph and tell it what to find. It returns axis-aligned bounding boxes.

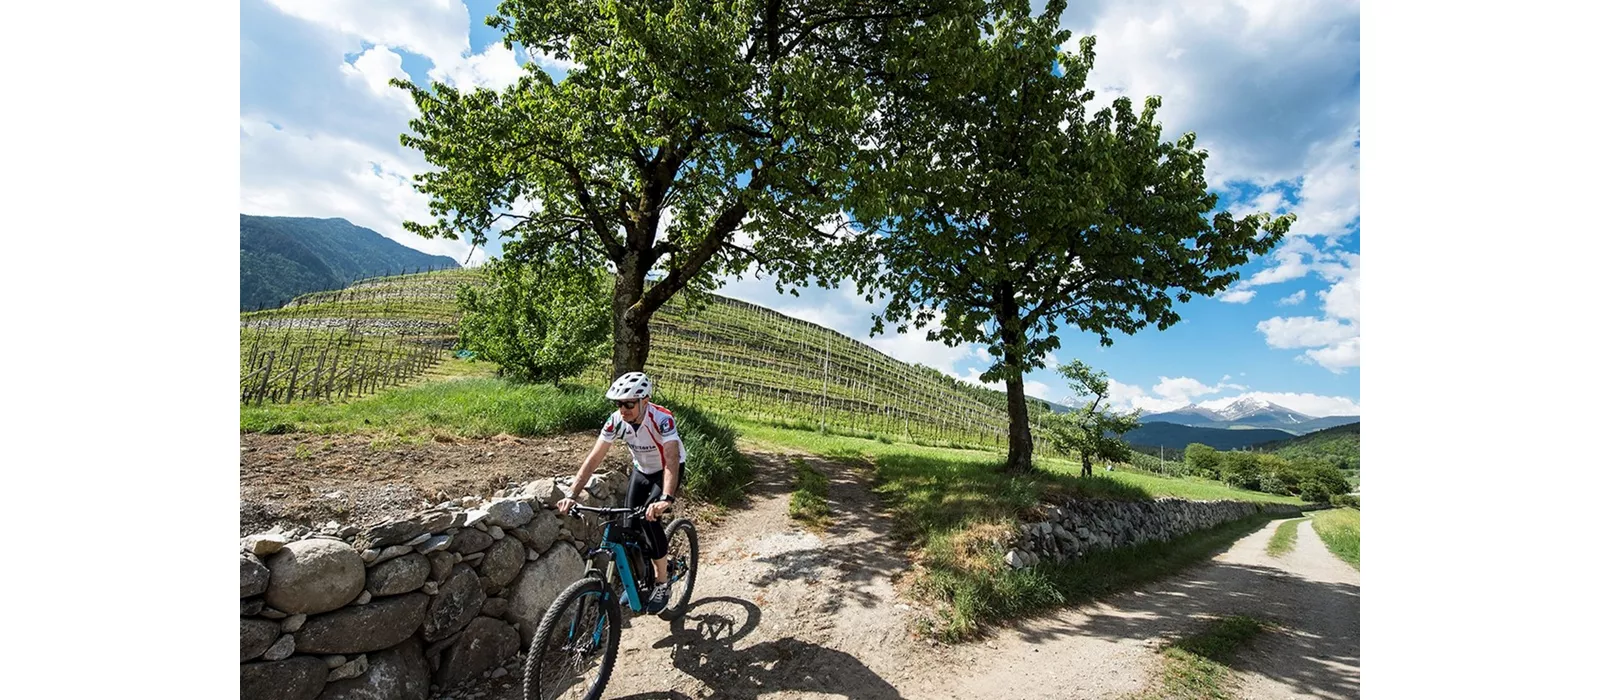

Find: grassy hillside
[1257,422,1360,471]
[578,291,1050,450]
[241,215,460,310]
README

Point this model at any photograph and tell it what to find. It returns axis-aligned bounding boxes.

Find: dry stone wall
[1003,497,1304,568]
[239,471,622,700]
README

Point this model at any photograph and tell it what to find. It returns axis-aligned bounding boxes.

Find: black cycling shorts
[624,464,681,560]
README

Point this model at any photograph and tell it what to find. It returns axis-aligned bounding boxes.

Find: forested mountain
[1257,422,1361,471]
[1123,421,1296,452]
[240,215,460,310]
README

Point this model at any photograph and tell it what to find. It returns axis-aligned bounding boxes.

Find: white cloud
[1319,271,1360,322]
[1255,252,1359,371]
[1256,316,1358,349]
[1277,289,1307,306]
[1286,123,1361,240]
[339,45,416,112]
[1103,374,1247,414]
[1303,337,1360,373]
[430,42,524,91]
[1076,0,1358,187]
[266,0,469,65]
[1197,391,1359,417]
[239,117,473,263]
[1218,287,1256,303]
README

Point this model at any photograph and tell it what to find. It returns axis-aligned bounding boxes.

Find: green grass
[1137,615,1269,700]
[730,420,1295,640]
[1310,507,1360,568]
[920,514,1280,642]
[1266,517,1307,558]
[787,459,833,529]
[241,377,614,439]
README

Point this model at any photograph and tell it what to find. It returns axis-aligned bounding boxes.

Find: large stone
[316,636,429,700]
[519,478,564,507]
[485,499,535,529]
[526,509,561,553]
[448,528,492,555]
[424,565,485,641]
[240,656,327,700]
[366,554,429,597]
[243,532,289,557]
[242,553,271,598]
[418,509,463,532]
[294,593,428,654]
[264,539,365,615]
[371,545,414,565]
[417,534,451,554]
[435,617,521,688]
[480,597,509,619]
[506,542,586,644]
[427,551,456,582]
[325,653,368,682]
[478,538,525,588]
[364,519,424,548]
[242,619,280,661]
[262,634,296,661]
[243,598,264,616]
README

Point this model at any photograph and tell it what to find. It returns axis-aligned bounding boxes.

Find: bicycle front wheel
[522,576,620,700]
[659,518,699,620]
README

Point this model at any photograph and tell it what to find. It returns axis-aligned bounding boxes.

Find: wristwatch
[660,494,676,503]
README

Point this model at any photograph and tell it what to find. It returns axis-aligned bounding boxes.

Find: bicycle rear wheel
[522,577,620,700]
[659,518,699,620]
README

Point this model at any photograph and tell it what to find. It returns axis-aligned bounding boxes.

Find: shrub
[1330,493,1360,509]
[653,393,751,507]
[455,257,611,384]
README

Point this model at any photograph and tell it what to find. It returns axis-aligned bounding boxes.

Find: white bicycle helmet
[605,371,653,400]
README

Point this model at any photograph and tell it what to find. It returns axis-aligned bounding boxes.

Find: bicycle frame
[588,519,651,614]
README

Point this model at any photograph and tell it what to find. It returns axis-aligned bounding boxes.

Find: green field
[1311,507,1360,568]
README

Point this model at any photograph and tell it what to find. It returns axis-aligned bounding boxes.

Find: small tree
[1219,451,1261,491]
[456,255,611,384]
[1038,360,1142,478]
[1185,443,1220,479]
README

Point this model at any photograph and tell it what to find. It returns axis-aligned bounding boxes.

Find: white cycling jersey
[598,401,688,474]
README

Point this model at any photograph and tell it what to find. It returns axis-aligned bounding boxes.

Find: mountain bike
[522,503,699,700]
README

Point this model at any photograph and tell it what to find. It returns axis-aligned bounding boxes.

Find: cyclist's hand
[645,500,671,522]
[556,497,576,515]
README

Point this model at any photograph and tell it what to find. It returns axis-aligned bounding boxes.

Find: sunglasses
[615,400,640,409]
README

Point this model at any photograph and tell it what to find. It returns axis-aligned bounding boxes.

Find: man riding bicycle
[556,371,686,614]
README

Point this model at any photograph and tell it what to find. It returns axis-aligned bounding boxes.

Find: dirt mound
[238,431,632,537]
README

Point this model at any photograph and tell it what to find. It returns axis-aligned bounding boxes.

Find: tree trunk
[1003,368,1033,472]
[1080,451,1092,479]
[997,291,1032,472]
[611,255,651,377]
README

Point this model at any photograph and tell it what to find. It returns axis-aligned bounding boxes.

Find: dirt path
[438,451,1359,700]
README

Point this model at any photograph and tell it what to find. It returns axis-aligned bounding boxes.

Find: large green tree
[851,0,1295,471]
[395,0,963,377]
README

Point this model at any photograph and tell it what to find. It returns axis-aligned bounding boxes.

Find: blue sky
[240,0,1361,417]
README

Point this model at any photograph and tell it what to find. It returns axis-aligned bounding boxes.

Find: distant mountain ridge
[1123,421,1297,452]
[1143,398,1358,436]
[240,214,460,310]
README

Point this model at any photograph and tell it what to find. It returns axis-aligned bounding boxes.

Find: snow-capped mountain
[1143,398,1356,435]
[1214,397,1314,424]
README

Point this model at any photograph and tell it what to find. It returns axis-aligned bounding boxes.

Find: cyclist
[556,371,686,613]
